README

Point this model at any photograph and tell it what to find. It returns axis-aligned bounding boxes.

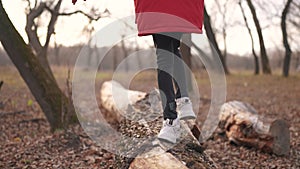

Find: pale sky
[1,0,289,55]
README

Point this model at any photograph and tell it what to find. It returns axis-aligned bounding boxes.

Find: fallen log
[219,101,290,156]
[100,81,147,122]
[100,80,218,169]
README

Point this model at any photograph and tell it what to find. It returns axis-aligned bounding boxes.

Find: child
[72,0,205,144]
[134,0,204,143]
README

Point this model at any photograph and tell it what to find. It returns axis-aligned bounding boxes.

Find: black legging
[152,32,189,120]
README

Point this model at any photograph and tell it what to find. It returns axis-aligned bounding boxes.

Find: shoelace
[177,99,191,108]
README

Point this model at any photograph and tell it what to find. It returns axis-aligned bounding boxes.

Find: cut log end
[270,119,290,156]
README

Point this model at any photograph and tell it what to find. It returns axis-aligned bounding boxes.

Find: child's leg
[152,33,177,120]
[171,33,189,99]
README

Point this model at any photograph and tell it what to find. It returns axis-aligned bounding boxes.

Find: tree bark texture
[0,1,77,131]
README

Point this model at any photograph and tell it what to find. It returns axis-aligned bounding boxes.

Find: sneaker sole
[158,137,176,144]
[179,115,196,120]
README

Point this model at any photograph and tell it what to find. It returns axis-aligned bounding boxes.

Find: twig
[0,110,26,117]
[18,118,46,124]
[18,118,47,130]
[45,6,110,21]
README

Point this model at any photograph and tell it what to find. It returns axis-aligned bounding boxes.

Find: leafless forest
[0,0,300,168]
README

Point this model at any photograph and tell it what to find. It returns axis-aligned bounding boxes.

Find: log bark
[129,146,188,169]
[100,81,218,169]
[219,101,290,156]
[100,81,147,122]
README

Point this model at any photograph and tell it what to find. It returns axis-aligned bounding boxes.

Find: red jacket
[134,0,204,36]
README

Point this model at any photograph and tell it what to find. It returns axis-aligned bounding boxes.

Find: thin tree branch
[45,7,110,21]
[34,0,38,9]
[25,2,46,53]
[288,19,300,28]
[44,0,62,49]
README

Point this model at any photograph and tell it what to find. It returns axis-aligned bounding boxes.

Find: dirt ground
[0,66,299,168]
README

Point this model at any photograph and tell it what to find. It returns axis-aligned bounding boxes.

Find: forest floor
[0,66,299,168]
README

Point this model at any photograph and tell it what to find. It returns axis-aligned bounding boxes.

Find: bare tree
[181,34,192,69]
[120,35,129,72]
[281,0,293,77]
[82,21,96,67]
[288,1,300,28]
[214,0,230,73]
[134,39,143,70]
[204,6,230,74]
[24,0,109,78]
[53,33,61,66]
[112,45,119,71]
[245,0,272,74]
[0,0,77,131]
[238,0,259,74]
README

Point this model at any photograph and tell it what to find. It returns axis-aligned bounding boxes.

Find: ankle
[163,101,178,120]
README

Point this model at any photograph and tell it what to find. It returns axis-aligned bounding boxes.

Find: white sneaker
[176,97,196,120]
[157,118,181,144]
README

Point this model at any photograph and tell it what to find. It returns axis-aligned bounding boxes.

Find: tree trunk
[203,6,230,74]
[25,0,63,80]
[296,55,300,70]
[0,1,77,131]
[94,44,102,70]
[0,81,3,92]
[219,101,290,156]
[121,36,129,72]
[100,81,218,168]
[281,0,293,77]
[245,0,271,74]
[135,43,143,70]
[54,42,61,66]
[253,52,259,75]
[238,0,259,75]
[38,49,56,80]
[87,41,93,67]
[180,33,193,92]
[113,46,118,71]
